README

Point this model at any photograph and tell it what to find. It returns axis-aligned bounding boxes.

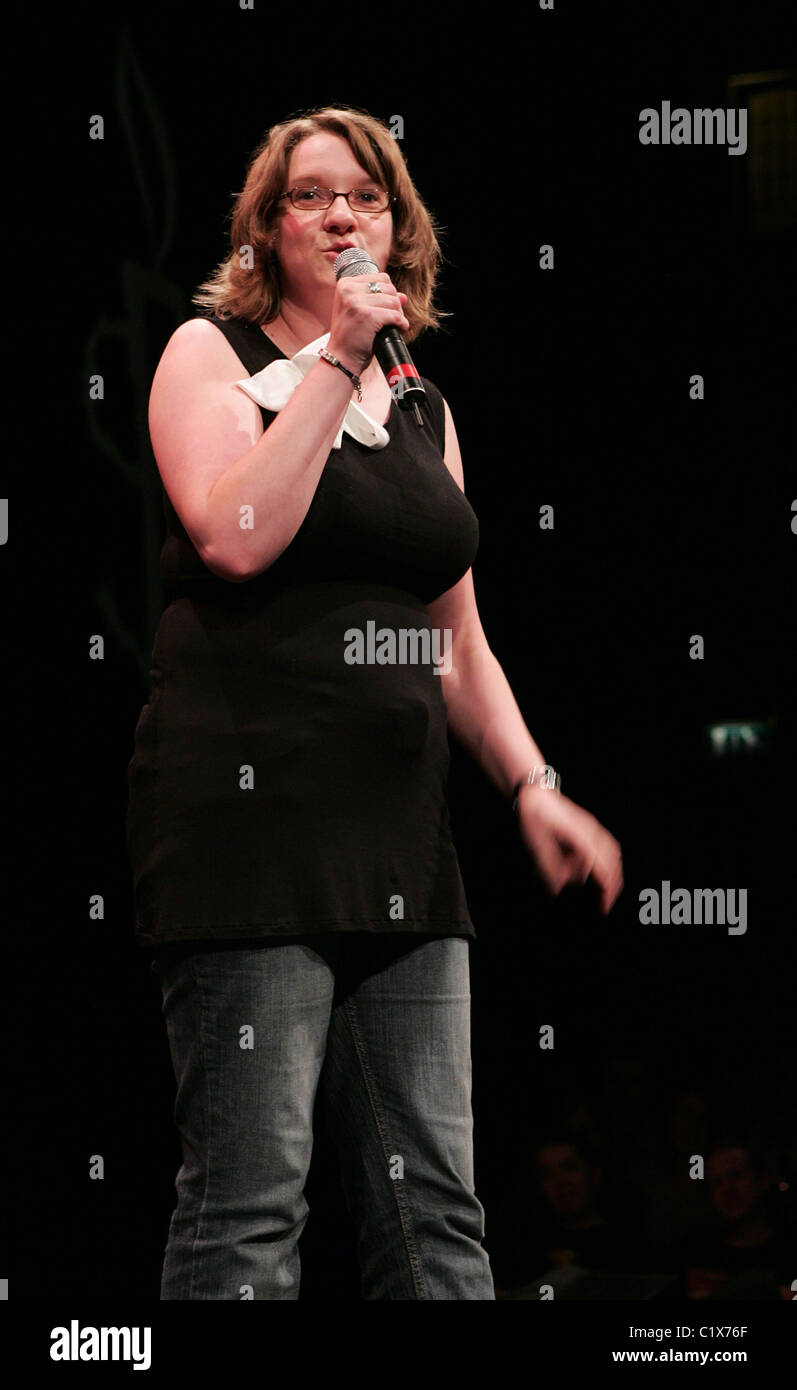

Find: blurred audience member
[494,1133,668,1291]
[678,1139,794,1300]
[635,1085,715,1249]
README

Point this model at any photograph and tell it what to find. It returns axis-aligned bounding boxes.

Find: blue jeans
[153,933,495,1300]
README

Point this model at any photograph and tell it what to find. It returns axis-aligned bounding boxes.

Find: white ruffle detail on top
[235,331,390,450]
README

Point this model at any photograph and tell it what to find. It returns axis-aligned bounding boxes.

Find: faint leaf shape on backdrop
[84,27,187,683]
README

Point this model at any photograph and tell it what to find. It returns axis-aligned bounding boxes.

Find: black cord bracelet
[317,347,363,402]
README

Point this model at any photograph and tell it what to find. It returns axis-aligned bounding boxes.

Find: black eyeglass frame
[278,186,397,212]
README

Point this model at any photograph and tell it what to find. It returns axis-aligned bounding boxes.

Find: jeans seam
[190,953,214,1301]
[342,995,428,1299]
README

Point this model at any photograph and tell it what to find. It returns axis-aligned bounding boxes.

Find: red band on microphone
[386,363,421,388]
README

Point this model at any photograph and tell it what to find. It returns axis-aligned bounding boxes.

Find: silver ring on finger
[367,282,382,294]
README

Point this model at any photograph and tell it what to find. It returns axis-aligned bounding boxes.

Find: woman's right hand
[327,272,410,376]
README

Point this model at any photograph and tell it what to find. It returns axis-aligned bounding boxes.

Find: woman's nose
[324,194,355,221]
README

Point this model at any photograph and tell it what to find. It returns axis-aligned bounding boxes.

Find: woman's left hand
[516,786,624,915]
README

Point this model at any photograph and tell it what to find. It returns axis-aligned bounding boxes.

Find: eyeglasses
[279,184,395,213]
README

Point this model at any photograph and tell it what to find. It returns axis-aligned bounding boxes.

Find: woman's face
[271,132,394,311]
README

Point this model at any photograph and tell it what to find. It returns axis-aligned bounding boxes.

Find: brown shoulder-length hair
[192,105,451,344]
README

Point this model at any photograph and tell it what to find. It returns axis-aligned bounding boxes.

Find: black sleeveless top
[125,314,480,948]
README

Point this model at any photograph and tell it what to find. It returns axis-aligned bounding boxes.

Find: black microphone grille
[334,247,380,278]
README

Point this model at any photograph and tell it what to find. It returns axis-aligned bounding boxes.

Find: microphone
[334,247,426,427]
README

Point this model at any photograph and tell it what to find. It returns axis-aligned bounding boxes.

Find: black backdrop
[16,0,795,1304]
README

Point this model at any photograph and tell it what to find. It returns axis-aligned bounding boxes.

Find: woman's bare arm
[148,318,358,581]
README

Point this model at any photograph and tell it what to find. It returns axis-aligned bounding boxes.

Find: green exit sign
[705,719,775,754]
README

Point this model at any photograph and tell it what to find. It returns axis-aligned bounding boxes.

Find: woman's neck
[262,308,320,356]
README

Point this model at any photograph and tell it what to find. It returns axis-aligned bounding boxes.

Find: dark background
[16,1,795,1299]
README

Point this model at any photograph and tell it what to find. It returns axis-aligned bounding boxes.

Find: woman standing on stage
[126,104,623,1300]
